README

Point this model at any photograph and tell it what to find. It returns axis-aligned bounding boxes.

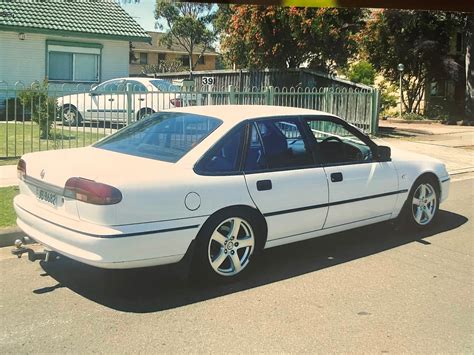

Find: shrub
[347,61,376,86]
[18,82,58,138]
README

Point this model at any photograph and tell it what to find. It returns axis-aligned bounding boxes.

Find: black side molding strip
[441,177,450,183]
[17,205,199,239]
[263,189,408,217]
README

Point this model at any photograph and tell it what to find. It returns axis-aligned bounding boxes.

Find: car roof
[162,105,337,125]
[103,77,167,84]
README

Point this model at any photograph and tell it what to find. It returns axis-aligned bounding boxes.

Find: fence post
[265,86,274,105]
[126,82,133,125]
[228,85,236,104]
[370,88,380,135]
[323,87,330,113]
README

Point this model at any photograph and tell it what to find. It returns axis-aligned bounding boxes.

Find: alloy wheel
[412,183,437,225]
[207,217,255,276]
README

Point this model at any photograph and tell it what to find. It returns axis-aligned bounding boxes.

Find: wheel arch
[197,204,268,251]
[410,171,441,196]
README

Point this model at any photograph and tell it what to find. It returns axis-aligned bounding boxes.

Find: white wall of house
[0,31,129,88]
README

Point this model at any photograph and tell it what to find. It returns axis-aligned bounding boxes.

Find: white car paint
[14,105,450,269]
[58,77,200,123]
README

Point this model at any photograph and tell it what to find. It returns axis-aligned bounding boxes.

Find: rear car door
[303,117,399,229]
[243,117,329,242]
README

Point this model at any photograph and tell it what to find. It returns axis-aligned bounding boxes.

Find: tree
[346,61,376,85]
[363,10,466,114]
[155,1,216,72]
[217,5,366,72]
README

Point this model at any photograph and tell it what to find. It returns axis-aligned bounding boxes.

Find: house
[0,0,150,88]
[129,31,219,75]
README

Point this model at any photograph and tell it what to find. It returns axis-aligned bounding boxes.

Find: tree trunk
[466,16,473,120]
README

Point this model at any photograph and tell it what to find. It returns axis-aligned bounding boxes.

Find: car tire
[401,176,440,230]
[62,106,82,126]
[137,108,154,121]
[190,208,263,283]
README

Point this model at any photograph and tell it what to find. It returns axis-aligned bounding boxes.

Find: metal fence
[139,68,375,92]
[0,81,379,159]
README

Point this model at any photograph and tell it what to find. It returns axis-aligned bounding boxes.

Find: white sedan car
[13,105,450,281]
[58,77,200,126]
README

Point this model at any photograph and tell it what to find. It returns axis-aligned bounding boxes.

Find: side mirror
[376,145,391,162]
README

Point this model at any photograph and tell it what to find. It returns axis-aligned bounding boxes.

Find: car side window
[304,118,373,165]
[197,125,245,174]
[245,118,314,172]
[126,81,147,92]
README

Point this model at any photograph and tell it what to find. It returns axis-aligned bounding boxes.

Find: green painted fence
[0,81,379,159]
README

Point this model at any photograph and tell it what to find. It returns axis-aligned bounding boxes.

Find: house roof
[132,31,219,56]
[0,0,151,42]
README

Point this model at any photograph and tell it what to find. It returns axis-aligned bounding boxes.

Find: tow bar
[11,238,59,262]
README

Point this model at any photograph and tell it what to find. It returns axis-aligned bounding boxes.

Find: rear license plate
[36,188,58,207]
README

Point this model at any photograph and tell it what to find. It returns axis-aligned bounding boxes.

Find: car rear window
[94,112,222,163]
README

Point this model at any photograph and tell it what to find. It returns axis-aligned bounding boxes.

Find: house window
[158,53,166,62]
[180,55,188,67]
[47,41,101,82]
[197,56,205,65]
[139,53,148,64]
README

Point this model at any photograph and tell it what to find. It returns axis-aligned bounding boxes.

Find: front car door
[243,117,329,244]
[302,116,400,229]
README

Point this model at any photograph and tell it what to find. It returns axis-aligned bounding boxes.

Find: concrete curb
[0,227,25,248]
[382,119,441,125]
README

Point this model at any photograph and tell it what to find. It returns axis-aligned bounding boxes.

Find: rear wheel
[191,209,262,282]
[137,108,154,121]
[402,176,440,229]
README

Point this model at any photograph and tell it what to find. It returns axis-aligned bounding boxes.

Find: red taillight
[170,98,182,107]
[64,177,122,205]
[17,159,26,180]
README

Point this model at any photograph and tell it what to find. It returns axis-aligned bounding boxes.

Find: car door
[243,117,329,242]
[88,79,126,123]
[303,116,399,229]
[126,80,149,119]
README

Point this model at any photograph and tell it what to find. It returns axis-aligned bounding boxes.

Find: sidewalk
[377,120,474,175]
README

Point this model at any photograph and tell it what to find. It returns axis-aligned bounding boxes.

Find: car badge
[40,169,45,179]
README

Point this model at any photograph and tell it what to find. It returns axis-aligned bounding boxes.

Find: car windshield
[94,112,222,163]
[150,80,180,92]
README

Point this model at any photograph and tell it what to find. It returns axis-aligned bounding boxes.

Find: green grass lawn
[0,186,19,228]
[0,158,19,166]
[0,122,106,158]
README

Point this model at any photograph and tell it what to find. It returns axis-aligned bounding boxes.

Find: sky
[120,0,163,32]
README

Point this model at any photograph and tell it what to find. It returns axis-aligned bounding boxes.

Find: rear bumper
[14,195,204,269]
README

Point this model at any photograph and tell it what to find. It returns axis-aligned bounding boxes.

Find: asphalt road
[0,177,472,353]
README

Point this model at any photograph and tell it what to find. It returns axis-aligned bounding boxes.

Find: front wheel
[191,210,261,282]
[403,177,439,229]
[62,106,82,126]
